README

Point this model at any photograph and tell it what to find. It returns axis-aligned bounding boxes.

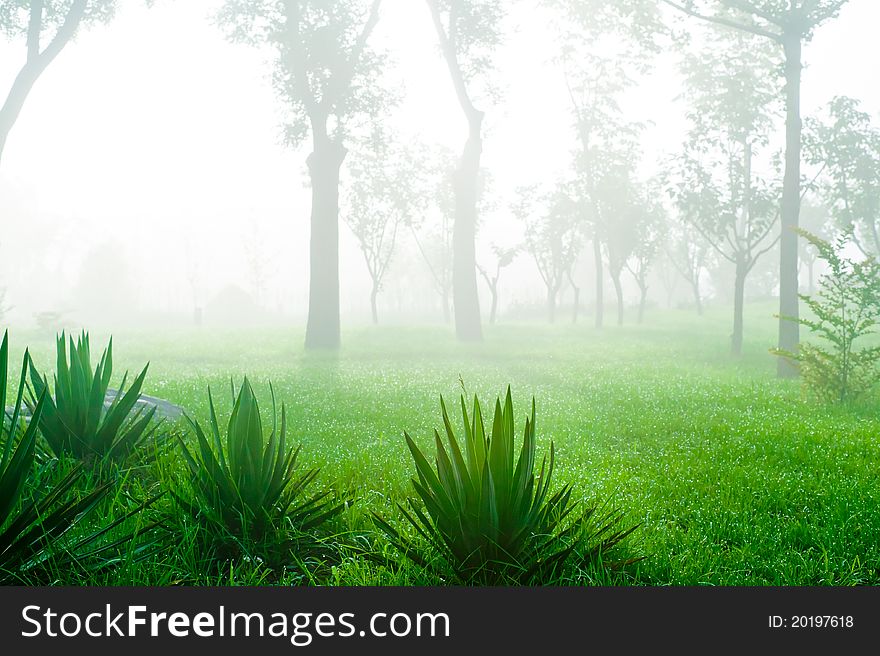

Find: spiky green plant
[0,331,160,583]
[375,387,638,584]
[28,331,158,463]
[175,378,344,547]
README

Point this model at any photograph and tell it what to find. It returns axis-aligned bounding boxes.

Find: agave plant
[175,378,344,546]
[28,331,158,463]
[0,331,159,583]
[375,387,637,584]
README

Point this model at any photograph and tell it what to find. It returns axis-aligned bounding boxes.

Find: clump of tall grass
[28,331,159,464]
[172,378,345,562]
[375,387,638,584]
[1,331,159,583]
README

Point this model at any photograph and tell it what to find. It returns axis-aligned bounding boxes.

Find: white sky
[0,0,877,326]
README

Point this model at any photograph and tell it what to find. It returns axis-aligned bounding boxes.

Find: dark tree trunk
[731,259,747,356]
[304,139,346,350]
[777,32,803,377]
[452,117,484,341]
[370,283,379,325]
[611,272,624,326]
[593,235,604,329]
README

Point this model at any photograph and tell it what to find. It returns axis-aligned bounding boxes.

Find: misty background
[0,0,877,330]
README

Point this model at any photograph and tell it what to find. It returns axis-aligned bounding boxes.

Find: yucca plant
[375,387,638,584]
[27,331,159,463]
[174,378,344,548]
[0,331,160,583]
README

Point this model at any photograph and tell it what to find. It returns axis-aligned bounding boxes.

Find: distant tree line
[3,0,875,372]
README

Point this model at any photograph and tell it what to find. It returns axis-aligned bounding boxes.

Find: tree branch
[324,0,382,114]
[426,0,482,124]
[27,0,43,63]
[721,0,783,26]
[660,0,782,42]
[282,0,318,121]
[39,0,87,66]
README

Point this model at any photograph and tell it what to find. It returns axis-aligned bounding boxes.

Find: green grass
[7,301,880,585]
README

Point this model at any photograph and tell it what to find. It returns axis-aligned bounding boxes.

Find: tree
[670,27,781,355]
[410,149,456,324]
[666,218,712,315]
[343,130,426,324]
[624,188,664,323]
[425,0,504,342]
[554,5,654,329]
[477,244,518,325]
[218,0,386,350]
[595,166,642,327]
[774,229,880,403]
[656,249,680,309]
[564,54,634,330]
[804,96,880,259]
[0,0,117,165]
[518,184,583,324]
[655,0,853,375]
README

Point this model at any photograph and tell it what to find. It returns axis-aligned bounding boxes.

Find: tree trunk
[304,139,346,350]
[488,284,498,324]
[692,278,703,316]
[441,290,451,324]
[452,117,484,341]
[731,259,747,356]
[611,272,624,326]
[776,32,803,377]
[370,283,379,325]
[638,285,647,324]
[0,62,44,165]
[570,282,580,324]
[593,235,604,329]
[427,0,484,341]
[547,287,557,324]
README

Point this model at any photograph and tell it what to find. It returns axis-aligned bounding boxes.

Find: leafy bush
[774,229,880,402]
[174,378,344,549]
[28,331,159,463]
[375,387,638,584]
[0,331,159,583]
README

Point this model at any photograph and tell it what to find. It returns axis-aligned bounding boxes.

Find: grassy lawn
[9,302,880,585]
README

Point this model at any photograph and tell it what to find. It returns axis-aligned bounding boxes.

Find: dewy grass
[3,305,879,585]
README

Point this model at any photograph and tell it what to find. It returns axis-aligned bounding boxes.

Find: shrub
[773,229,880,402]
[375,387,638,584]
[28,331,159,463]
[174,378,344,550]
[0,331,158,583]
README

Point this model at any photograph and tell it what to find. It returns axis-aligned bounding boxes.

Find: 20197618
[768,615,854,629]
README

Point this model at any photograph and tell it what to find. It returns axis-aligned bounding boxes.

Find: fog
[0,0,877,333]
